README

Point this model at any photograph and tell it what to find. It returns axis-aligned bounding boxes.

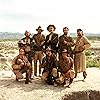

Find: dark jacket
[42,54,58,72]
[45,33,58,52]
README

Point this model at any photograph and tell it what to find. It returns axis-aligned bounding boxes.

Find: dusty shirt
[59,56,73,73]
[32,34,45,51]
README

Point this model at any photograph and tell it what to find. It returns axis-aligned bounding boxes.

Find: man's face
[37,29,42,34]
[48,26,54,33]
[62,52,67,58]
[63,28,69,35]
[25,32,30,37]
[46,50,52,57]
[77,31,83,37]
[19,49,25,55]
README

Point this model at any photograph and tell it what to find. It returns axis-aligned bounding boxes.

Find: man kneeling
[12,48,32,84]
[41,47,58,86]
[57,49,75,87]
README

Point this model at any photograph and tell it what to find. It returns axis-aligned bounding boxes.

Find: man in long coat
[74,29,91,79]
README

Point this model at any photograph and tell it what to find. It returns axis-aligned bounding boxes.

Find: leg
[38,51,44,75]
[51,68,58,86]
[41,72,48,80]
[74,72,77,78]
[34,52,38,76]
[25,69,32,84]
[83,71,87,79]
[26,52,33,79]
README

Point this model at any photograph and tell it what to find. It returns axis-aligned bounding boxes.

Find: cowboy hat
[47,24,56,31]
[36,26,44,31]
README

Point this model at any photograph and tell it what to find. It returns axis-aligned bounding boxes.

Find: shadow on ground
[62,90,100,100]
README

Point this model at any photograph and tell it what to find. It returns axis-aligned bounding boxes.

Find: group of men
[12,25,91,87]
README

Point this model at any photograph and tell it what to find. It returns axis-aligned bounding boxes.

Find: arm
[66,37,75,47]
[83,36,91,50]
[50,34,58,45]
[40,35,45,46]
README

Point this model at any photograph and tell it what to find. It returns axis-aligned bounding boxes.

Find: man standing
[32,26,45,76]
[18,30,33,78]
[74,29,91,79]
[58,27,74,58]
[58,49,75,87]
[41,47,58,86]
[45,25,58,54]
[12,48,32,84]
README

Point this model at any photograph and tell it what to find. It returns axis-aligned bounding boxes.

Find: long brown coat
[74,36,91,73]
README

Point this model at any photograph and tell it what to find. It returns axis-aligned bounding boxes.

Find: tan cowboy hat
[62,49,68,53]
[36,26,44,31]
[45,47,54,53]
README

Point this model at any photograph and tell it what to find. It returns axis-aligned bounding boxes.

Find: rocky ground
[0,68,100,100]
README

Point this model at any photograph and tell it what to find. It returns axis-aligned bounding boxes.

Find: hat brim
[62,51,68,53]
[43,49,54,53]
[36,29,44,31]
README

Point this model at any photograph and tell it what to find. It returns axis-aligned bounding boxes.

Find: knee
[52,68,57,77]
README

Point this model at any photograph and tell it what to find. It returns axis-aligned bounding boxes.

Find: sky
[0,0,100,34]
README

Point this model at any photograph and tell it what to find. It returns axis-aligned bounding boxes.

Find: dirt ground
[0,68,100,100]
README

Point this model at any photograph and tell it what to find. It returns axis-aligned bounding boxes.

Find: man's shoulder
[59,35,64,38]
[53,33,58,36]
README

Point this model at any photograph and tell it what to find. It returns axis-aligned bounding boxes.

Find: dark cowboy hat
[63,27,69,31]
[47,24,56,31]
[77,28,83,32]
[36,26,44,31]
[61,49,68,53]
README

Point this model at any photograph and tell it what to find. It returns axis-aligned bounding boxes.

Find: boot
[83,71,87,79]
[74,73,77,78]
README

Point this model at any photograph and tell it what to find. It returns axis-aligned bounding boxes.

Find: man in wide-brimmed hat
[41,47,58,86]
[45,25,58,54]
[32,26,45,76]
[58,49,75,87]
[74,29,91,79]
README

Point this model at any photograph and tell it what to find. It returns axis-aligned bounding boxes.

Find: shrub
[86,58,100,68]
